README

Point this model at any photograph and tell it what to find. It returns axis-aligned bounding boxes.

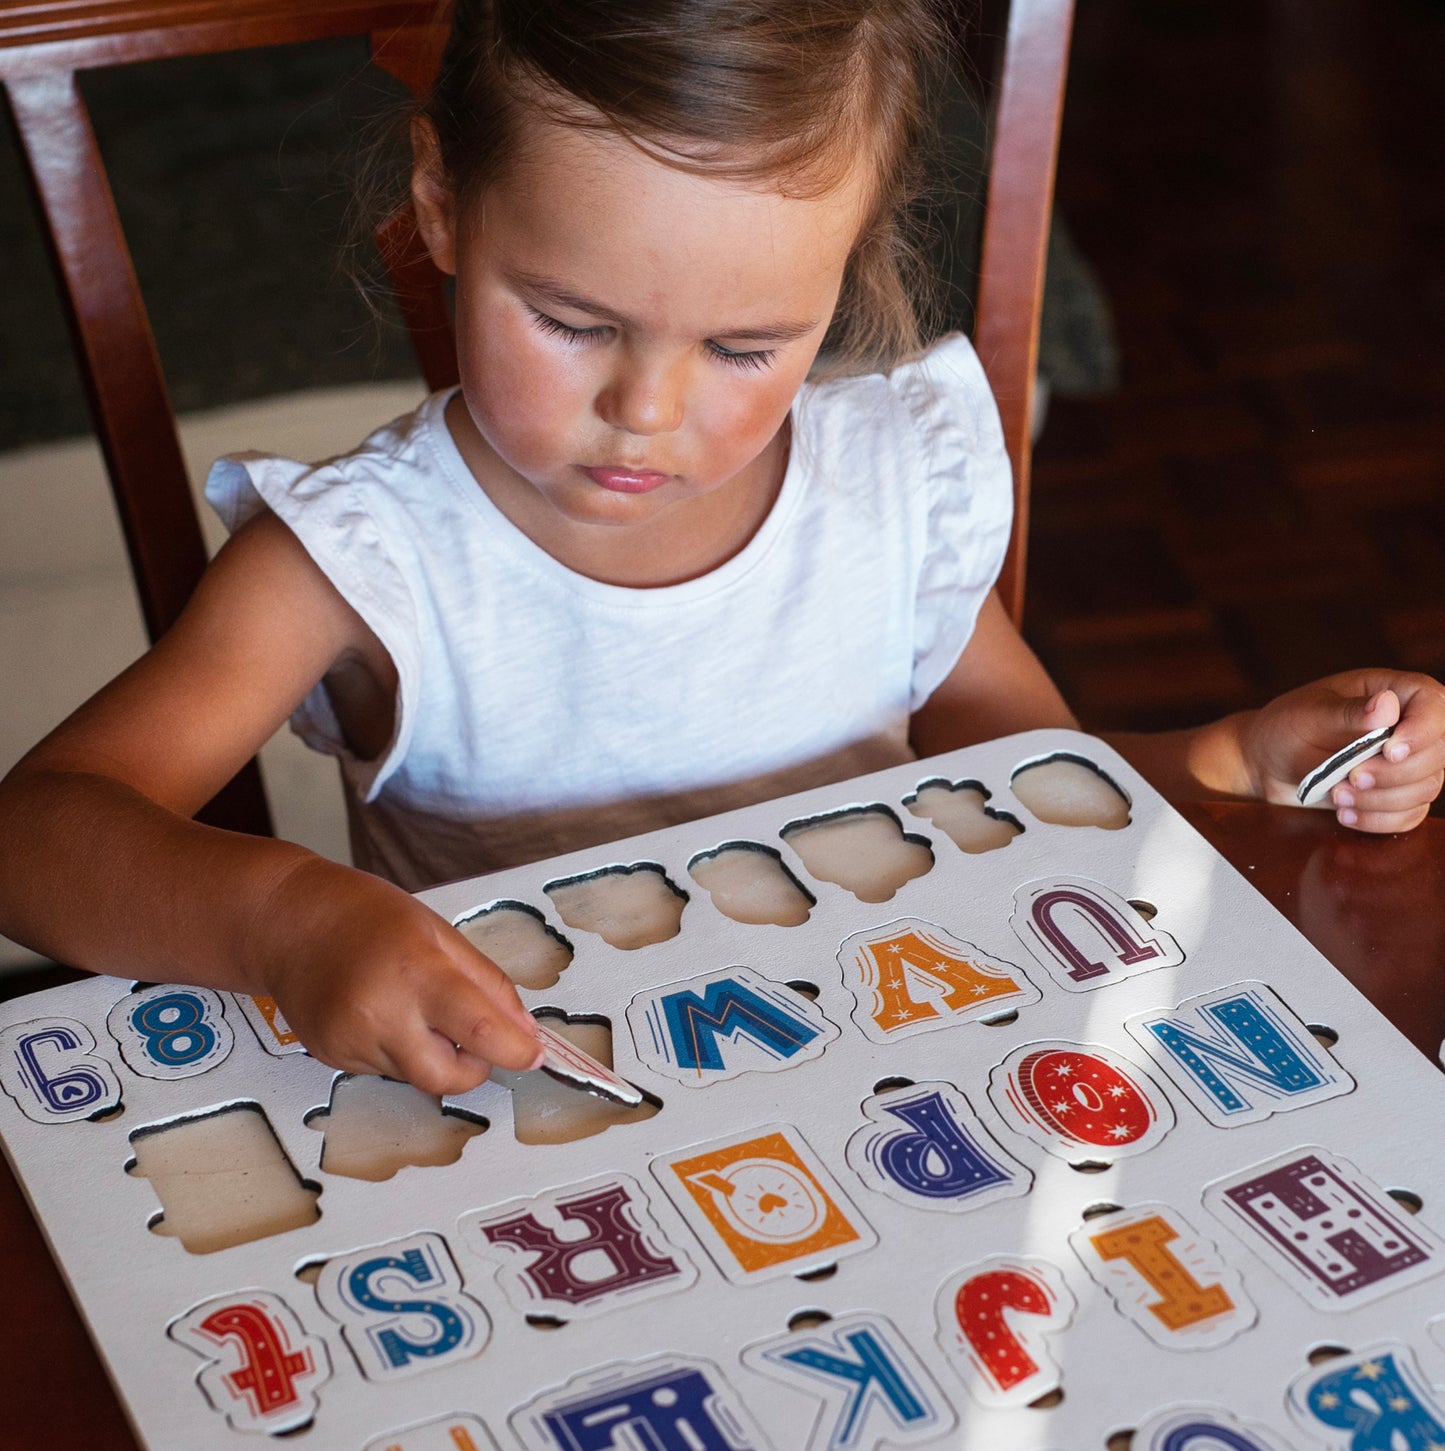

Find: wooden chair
[0,0,1071,835]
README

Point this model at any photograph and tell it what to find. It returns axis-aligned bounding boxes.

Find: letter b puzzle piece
[512,1355,766,1451]
[627,966,838,1086]
[1068,1202,1256,1349]
[834,918,1038,1044]
[0,1016,121,1122]
[1289,1343,1445,1450]
[168,1289,329,1435]
[934,1255,1076,1408]
[743,1312,955,1450]
[460,1173,696,1320]
[315,1231,488,1381]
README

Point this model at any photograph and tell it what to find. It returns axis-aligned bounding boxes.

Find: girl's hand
[248,857,543,1096]
[1241,670,1445,832]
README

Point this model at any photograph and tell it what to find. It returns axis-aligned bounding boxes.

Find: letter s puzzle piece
[1127,981,1353,1127]
[845,1080,1031,1214]
[1133,1404,1297,1451]
[1011,876,1183,991]
[0,1016,121,1122]
[459,1173,697,1321]
[987,1039,1175,1162]
[742,1311,955,1450]
[834,918,1038,1044]
[627,966,838,1086]
[314,1231,489,1382]
[511,1355,767,1451]
[652,1125,875,1283]
[106,984,232,1079]
[1204,1147,1444,1310]
[1288,1343,1445,1450]
[168,1289,330,1436]
[363,1413,501,1451]
[1068,1202,1256,1349]
[934,1255,1076,1408]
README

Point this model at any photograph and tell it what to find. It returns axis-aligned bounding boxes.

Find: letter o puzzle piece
[107,984,232,1079]
[0,1016,121,1122]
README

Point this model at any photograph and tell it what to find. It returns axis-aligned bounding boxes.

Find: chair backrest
[1,0,1072,835]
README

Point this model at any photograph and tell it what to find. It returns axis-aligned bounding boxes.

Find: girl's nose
[596,355,686,436]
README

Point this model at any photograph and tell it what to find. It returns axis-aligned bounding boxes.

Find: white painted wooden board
[2,729,1444,1451]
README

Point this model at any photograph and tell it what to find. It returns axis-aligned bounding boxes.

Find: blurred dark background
[3,0,1443,742]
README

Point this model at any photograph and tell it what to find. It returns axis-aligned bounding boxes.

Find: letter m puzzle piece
[168,1290,330,1435]
[460,1173,697,1321]
[627,966,838,1085]
[1127,981,1353,1127]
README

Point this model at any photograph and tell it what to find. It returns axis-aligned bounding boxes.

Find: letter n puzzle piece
[1289,1343,1445,1451]
[107,985,232,1079]
[835,918,1038,1044]
[1133,1404,1297,1451]
[987,1040,1175,1162]
[653,1125,875,1283]
[168,1290,329,1435]
[0,1016,120,1122]
[512,1355,765,1451]
[364,1413,500,1451]
[1204,1147,1443,1310]
[1069,1202,1255,1349]
[315,1231,488,1382]
[460,1173,697,1321]
[1127,981,1353,1127]
[627,966,838,1086]
[934,1255,1075,1408]
[846,1081,1031,1214]
[1011,877,1182,992]
[743,1312,955,1449]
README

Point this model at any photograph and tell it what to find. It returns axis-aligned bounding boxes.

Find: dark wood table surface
[2,804,1442,1451]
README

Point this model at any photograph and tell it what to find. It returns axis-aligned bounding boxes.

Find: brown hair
[420,0,949,373]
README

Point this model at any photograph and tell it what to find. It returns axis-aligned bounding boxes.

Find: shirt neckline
[422,387,811,607]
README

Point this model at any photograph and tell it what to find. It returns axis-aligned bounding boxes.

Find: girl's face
[412,115,870,582]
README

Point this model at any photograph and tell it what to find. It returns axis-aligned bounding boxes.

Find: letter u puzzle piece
[2,730,1445,1451]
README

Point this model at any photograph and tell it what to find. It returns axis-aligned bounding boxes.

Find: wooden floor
[1025,0,1445,741]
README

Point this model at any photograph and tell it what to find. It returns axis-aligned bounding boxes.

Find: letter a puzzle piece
[743,1311,955,1450]
[364,1412,501,1451]
[1127,980,1353,1128]
[0,1015,121,1123]
[512,1355,766,1451]
[845,1080,1031,1214]
[1204,1147,1444,1311]
[627,965,838,1086]
[653,1124,875,1283]
[168,1289,330,1435]
[1132,1404,1297,1451]
[314,1231,489,1382]
[934,1255,1076,1409]
[459,1172,697,1320]
[1011,876,1183,992]
[1068,1202,1256,1349]
[987,1039,1175,1162]
[1288,1343,1445,1451]
[835,917,1039,1044]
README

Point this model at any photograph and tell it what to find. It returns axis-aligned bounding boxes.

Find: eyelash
[528,308,777,372]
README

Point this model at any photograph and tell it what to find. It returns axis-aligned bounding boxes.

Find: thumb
[1357,687,1402,736]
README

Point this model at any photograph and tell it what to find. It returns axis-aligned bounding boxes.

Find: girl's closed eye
[528,307,609,346]
[706,340,778,373]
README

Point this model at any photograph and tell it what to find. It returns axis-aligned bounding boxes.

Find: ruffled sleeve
[204,450,422,802]
[894,334,1015,710]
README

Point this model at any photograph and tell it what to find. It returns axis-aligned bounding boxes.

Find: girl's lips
[579,465,670,495]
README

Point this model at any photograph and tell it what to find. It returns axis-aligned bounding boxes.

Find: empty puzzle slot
[794,1262,838,1282]
[1030,1388,1064,1410]
[1309,1023,1340,1047]
[786,980,820,1001]
[780,805,933,904]
[1081,1201,1123,1221]
[453,901,574,990]
[304,1075,488,1182]
[872,1076,915,1095]
[545,863,688,950]
[1069,1160,1112,1175]
[492,1012,660,1146]
[526,1314,568,1331]
[128,1103,320,1254]
[1011,753,1131,830]
[688,842,815,926]
[787,1309,832,1332]
[1104,1431,1132,1451]
[904,777,1023,854]
[1128,899,1157,922]
[1387,1187,1424,1214]
[1307,1343,1353,1365]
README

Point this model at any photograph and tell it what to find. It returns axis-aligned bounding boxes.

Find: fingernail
[1366,691,1383,713]
[529,1045,547,1071]
[1338,807,1358,827]
[1334,787,1355,808]
[1352,770,1374,790]
[1386,742,1410,763]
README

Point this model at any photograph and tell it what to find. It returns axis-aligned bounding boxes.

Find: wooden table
[2,805,1442,1450]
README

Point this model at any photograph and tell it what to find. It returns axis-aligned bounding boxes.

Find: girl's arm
[910,592,1445,831]
[0,515,540,1093]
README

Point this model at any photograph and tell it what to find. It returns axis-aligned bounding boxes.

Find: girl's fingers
[1336,801,1431,835]
[430,989,543,1076]
[1335,772,1444,820]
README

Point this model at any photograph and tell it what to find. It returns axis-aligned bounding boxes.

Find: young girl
[0,0,1441,1099]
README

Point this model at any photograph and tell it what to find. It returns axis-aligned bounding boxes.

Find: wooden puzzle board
[3,728,1445,1451]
